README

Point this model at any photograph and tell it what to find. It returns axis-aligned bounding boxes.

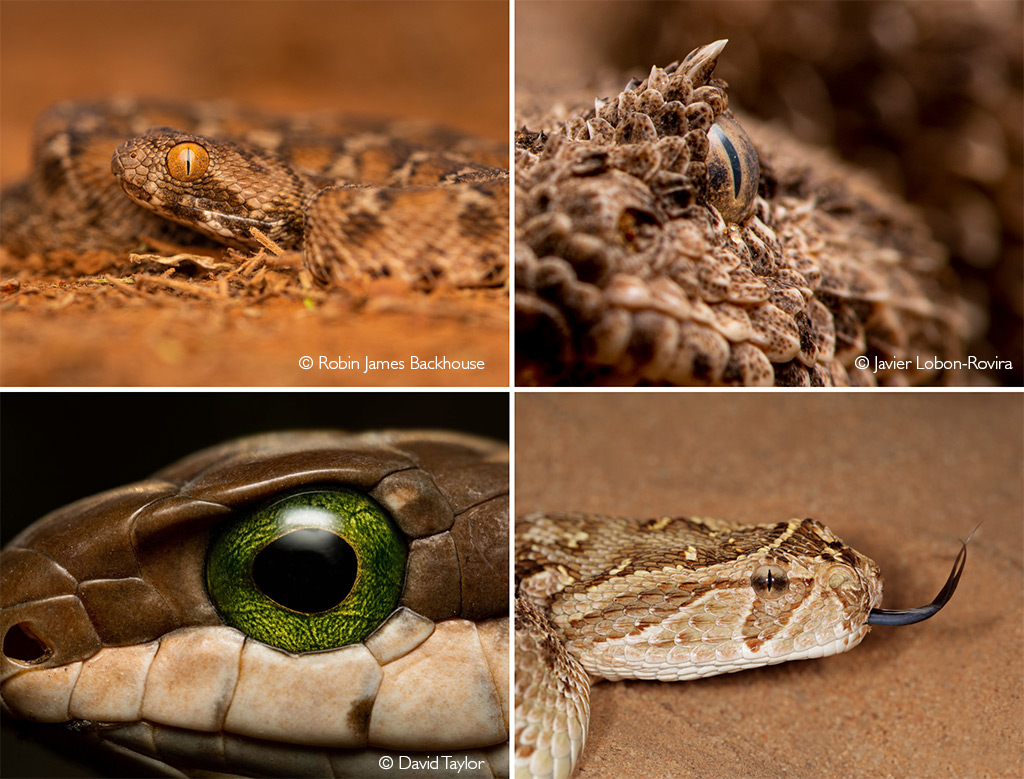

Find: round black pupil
[252,528,357,614]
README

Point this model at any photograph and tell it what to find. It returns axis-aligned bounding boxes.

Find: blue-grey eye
[206,488,407,652]
[706,114,760,223]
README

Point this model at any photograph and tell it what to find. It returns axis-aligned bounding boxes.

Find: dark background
[2,391,509,545]
[0,390,509,778]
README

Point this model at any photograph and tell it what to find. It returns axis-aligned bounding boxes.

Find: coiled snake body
[1,100,509,290]
[514,513,966,778]
[0,431,509,778]
[515,41,972,386]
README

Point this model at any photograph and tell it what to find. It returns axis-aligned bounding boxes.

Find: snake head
[111,128,313,250]
[517,38,761,240]
[1,431,509,777]
[524,516,888,683]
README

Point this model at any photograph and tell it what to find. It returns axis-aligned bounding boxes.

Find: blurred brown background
[517,0,1023,385]
[2,0,508,186]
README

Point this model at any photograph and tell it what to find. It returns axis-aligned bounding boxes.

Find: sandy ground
[0,0,509,387]
[516,393,1023,778]
[0,280,508,387]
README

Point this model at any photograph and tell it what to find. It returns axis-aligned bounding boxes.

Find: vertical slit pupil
[252,528,357,614]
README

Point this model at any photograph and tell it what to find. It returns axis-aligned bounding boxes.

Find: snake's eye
[705,114,759,223]
[167,141,210,181]
[751,564,789,600]
[206,489,407,653]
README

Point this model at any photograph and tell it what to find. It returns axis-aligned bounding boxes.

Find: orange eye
[167,142,210,181]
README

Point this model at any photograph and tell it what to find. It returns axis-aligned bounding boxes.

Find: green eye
[206,489,407,653]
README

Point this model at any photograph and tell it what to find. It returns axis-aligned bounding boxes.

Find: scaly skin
[515,42,973,386]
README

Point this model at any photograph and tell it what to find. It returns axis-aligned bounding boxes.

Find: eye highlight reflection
[206,489,407,652]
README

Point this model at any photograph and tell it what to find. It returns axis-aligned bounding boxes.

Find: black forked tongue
[867,526,977,626]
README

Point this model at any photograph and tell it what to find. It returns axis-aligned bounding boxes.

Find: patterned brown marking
[515,41,972,386]
[640,516,675,533]
[357,147,403,185]
[3,100,509,290]
[458,201,502,241]
[517,510,885,696]
[279,143,336,176]
[39,145,70,196]
[346,694,375,736]
[625,615,660,638]
[343,208,387,239]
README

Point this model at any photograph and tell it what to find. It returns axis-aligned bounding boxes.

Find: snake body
[0,431,509,778]
[514,512,963,778]
[1,100,509,290]
[515,41,972,386]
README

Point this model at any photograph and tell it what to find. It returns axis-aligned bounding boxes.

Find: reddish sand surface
[0,276,508,386]
[0,1,509,387]
[516,393,1023,778]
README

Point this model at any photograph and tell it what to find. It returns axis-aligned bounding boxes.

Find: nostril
[3,622,50,664]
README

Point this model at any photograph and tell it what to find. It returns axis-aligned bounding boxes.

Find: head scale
[546,517,885,682]
[111,128,312,249]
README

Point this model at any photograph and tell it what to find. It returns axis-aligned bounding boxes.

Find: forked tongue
[867,526,977,626]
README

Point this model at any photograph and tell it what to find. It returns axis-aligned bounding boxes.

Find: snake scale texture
[514,513,966,779]
[0,100,509,290]
[0,431,509,778]
[515,41,974,386]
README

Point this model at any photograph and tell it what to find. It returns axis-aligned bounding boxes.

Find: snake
[0,430,509,778]
[514,513,968,778]
[0,99,509,290]
[515,40,973,386]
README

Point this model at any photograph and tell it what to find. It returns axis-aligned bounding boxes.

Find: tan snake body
[514,512,965,778]
[0,431,509,778]
[1,100,509,290]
